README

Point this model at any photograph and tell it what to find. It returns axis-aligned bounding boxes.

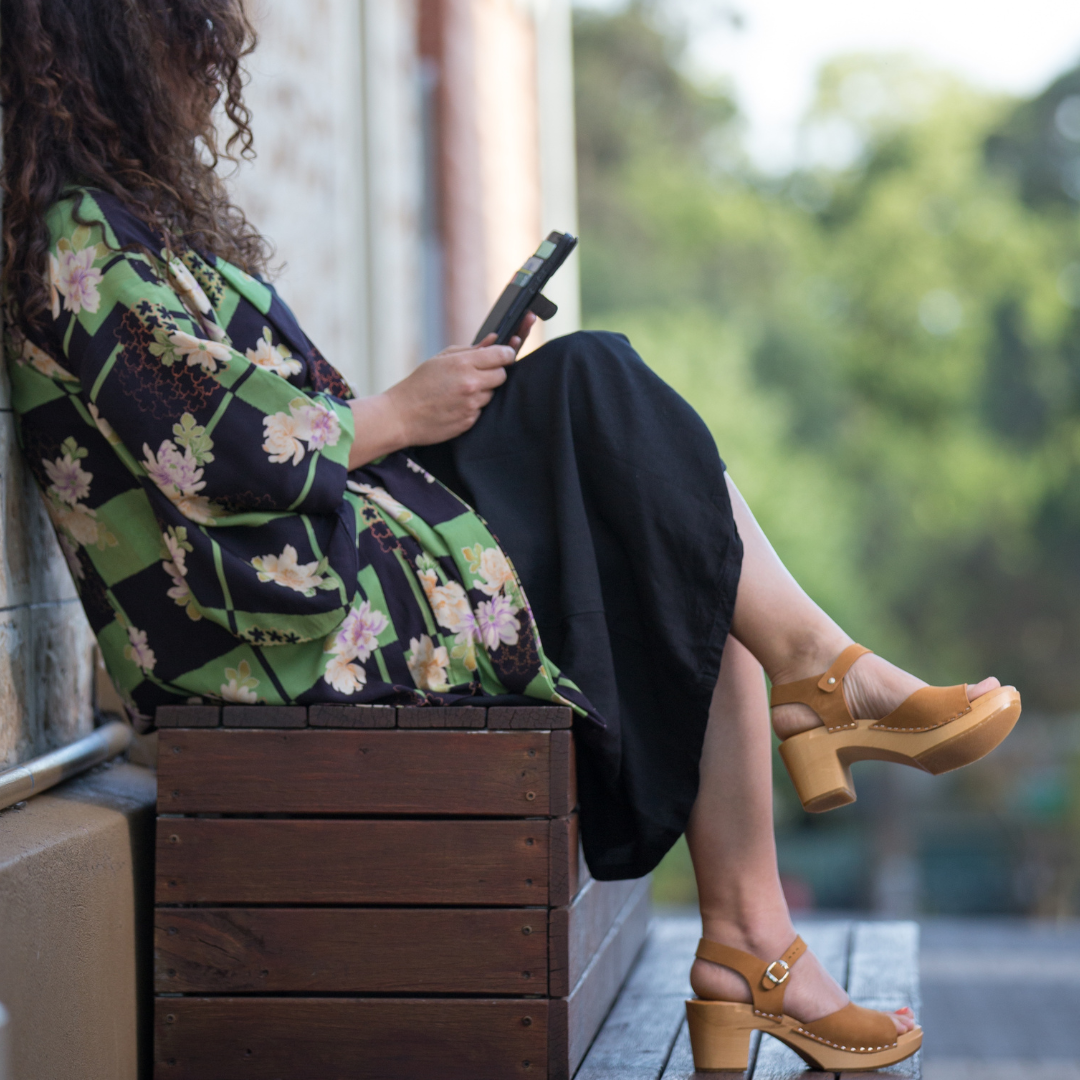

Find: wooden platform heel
[686,936,922,1073]
[772,644,1022,812]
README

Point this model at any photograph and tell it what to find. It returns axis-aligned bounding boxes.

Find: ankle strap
[769,644,873,731]
[695,935,807,1018]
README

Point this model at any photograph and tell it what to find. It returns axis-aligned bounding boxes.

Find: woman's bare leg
[685,637,915,1031]
[725,475,1000,737]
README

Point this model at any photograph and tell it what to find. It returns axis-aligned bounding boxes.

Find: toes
[890,1010,915,1034]
[966,676,1001,702]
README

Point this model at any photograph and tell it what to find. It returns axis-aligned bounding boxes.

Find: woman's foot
[690,922,917,1035]
[770,645,1002,741]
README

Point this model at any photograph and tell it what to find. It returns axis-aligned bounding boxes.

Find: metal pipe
[0,721,132,812]
[0,1001,10,1080]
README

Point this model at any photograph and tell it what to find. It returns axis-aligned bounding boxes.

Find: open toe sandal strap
[769,644,873,732]
[695,935,807,1018]
[871,683,971,732]
[798,1000,899,1051]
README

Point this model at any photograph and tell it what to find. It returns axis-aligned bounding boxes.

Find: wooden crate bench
[152,704,650,1080]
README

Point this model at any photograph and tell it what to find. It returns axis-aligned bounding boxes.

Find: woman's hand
[347,312,537,469]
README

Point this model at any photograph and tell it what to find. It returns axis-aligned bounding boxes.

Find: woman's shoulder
[45,186,163,255]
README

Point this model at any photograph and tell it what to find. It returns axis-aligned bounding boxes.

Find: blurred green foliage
[573,2,1080,910]
[575,2,1080,705]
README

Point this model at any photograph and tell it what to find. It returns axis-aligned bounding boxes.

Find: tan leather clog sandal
[771,644,1022,812]
[686,935,922,1072]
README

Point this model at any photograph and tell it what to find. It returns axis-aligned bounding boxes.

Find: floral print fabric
[5,189,591,729]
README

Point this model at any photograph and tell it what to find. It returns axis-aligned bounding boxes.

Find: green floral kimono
[4,188,593,729]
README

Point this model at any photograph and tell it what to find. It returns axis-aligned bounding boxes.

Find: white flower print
[161,527,200,620]
[324,654,368,695]
[124,625,156,672]
[474,547,515,597]
[44,452,92,505]
[221,660,259,703]
[428,580,473,635]
[55,247,103,315]
[88,403,120,444]
[251,544,329,596]
[247,328,303,378]
[347,481,414,524]
[262,399,342,465]
[168,257,212,315]
[17,336,77,382]
[407,634,450,692]
[262,410,307,465]
[405,457,436,483]
[476,593,521,651]
[168,331,231,373]
[332,601,389,663]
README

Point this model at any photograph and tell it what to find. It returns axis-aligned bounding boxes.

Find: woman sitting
[1,0,1020,1072]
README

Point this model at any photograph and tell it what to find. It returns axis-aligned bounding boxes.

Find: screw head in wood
[169,834,180,843]
[525,791,536,801]
[521,925,532,935]
[521,1016,532,1026]
[165,1014,176,1024]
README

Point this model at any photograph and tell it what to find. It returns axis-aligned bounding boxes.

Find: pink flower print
[48,254,62,319]
[56,247,103,315]
[301,404,341,451]
[142,441,205,497]
[476,593,520,651]
[43,453,92,506]
[334,601,389,663]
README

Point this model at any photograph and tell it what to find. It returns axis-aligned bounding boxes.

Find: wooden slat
[549,729,578,817]
[307,704,394,727]
[489,706,573,729]
[549,878,640,997]
[154,997,548,1080]
[550,814,580,908]
[155,705,219,728]
[157,729,556,815]
[837,922,920,1080]
[562,876,652,1078]
[397,706,486,728]
[154,907,549,994]
[156,818,563,905]
[222,705,306,728]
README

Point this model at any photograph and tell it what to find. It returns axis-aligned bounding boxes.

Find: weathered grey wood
[837,922,920,1080]
[155,705,220,727]
[222,705,307,728]
[397,706,486,728]
[574,915,699,1080]
[489,706,573,729]
[307,704,395,728]
[661,1019,760,1080]
[566,877,652,1077]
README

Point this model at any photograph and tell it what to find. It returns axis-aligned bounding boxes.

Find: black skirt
[412,330,743,880]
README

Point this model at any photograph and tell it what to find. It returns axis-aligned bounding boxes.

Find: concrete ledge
[0,761,156,1080]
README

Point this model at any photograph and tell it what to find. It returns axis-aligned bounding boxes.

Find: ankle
[766,628,852,688]
[699,908,796,958]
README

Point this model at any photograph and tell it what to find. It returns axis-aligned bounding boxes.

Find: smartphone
[472,231,578,346]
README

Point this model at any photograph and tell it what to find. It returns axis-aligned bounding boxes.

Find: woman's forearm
[348,394,409,470]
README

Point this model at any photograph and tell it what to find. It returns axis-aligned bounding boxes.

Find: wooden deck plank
[749,921,851,1080]
[574,914,698,1080]
[837,922,920,1080]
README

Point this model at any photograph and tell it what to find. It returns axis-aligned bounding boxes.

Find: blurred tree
[575,4,1080,709]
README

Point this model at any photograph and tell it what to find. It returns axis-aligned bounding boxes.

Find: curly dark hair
[0,0,271,334]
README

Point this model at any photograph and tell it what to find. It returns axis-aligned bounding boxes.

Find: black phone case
[473,231,578,346]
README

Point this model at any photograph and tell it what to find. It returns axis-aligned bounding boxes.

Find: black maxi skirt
[412,330,743,880]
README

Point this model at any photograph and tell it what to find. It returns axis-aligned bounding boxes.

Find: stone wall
[0,358,96,770]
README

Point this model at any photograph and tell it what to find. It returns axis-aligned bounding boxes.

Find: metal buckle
[764,959,790,987]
